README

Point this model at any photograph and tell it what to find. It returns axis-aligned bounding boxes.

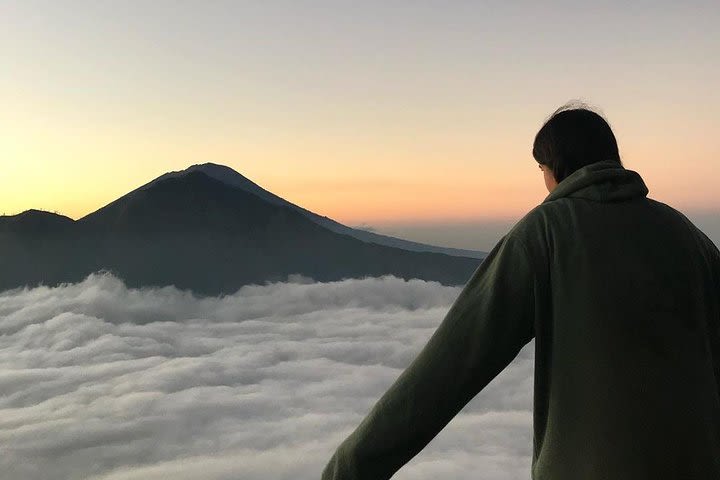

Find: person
[321,101,720,479]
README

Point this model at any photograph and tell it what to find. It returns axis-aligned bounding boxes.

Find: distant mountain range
[0,163,488,295]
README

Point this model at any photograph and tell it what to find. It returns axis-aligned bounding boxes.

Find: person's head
[533,101,623,192]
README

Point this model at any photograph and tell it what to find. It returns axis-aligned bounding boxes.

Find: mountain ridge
[10,162,487,259]
[136,162,487,259]
[0,167,485,295]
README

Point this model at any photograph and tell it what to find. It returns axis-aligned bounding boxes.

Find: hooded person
[321,101,720,480]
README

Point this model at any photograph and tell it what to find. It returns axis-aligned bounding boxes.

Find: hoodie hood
[542,160,649,204]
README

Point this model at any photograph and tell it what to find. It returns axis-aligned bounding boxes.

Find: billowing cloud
[0,272,535,480]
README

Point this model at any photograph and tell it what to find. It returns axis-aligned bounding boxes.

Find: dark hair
[532,101,623,183]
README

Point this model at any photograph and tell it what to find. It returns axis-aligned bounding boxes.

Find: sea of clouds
[0,272,535,480]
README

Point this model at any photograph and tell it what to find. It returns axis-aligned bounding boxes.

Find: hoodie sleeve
[321,234,537,480]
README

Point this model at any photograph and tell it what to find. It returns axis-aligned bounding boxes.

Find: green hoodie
[321,160,720,479]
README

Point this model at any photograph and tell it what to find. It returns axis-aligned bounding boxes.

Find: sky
[2,1,719,248]
[0,271,535,480]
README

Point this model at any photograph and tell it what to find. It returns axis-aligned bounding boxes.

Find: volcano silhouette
[0,164,486,295]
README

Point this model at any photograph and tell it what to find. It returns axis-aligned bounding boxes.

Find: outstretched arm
[321,234,538,480]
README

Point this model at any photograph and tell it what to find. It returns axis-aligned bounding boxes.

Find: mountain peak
[2,209,72,220]
[0,208,74,233]
[186,162,243,176]
[140,162,259,193]
[170,162,280,204]
[184,162,254,186]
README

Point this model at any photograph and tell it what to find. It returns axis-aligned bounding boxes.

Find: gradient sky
[2,1,719,230]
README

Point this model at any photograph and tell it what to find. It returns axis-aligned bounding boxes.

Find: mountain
[0,209,74,233]
[0,167,487,295]
[147,162,487,259]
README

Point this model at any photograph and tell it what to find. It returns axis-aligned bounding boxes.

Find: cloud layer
[0,272,535,480]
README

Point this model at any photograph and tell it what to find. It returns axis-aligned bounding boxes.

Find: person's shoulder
[646,197,689,218]
[647,198,720,260]
[500,204,556,263]
[504,203,554,245]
